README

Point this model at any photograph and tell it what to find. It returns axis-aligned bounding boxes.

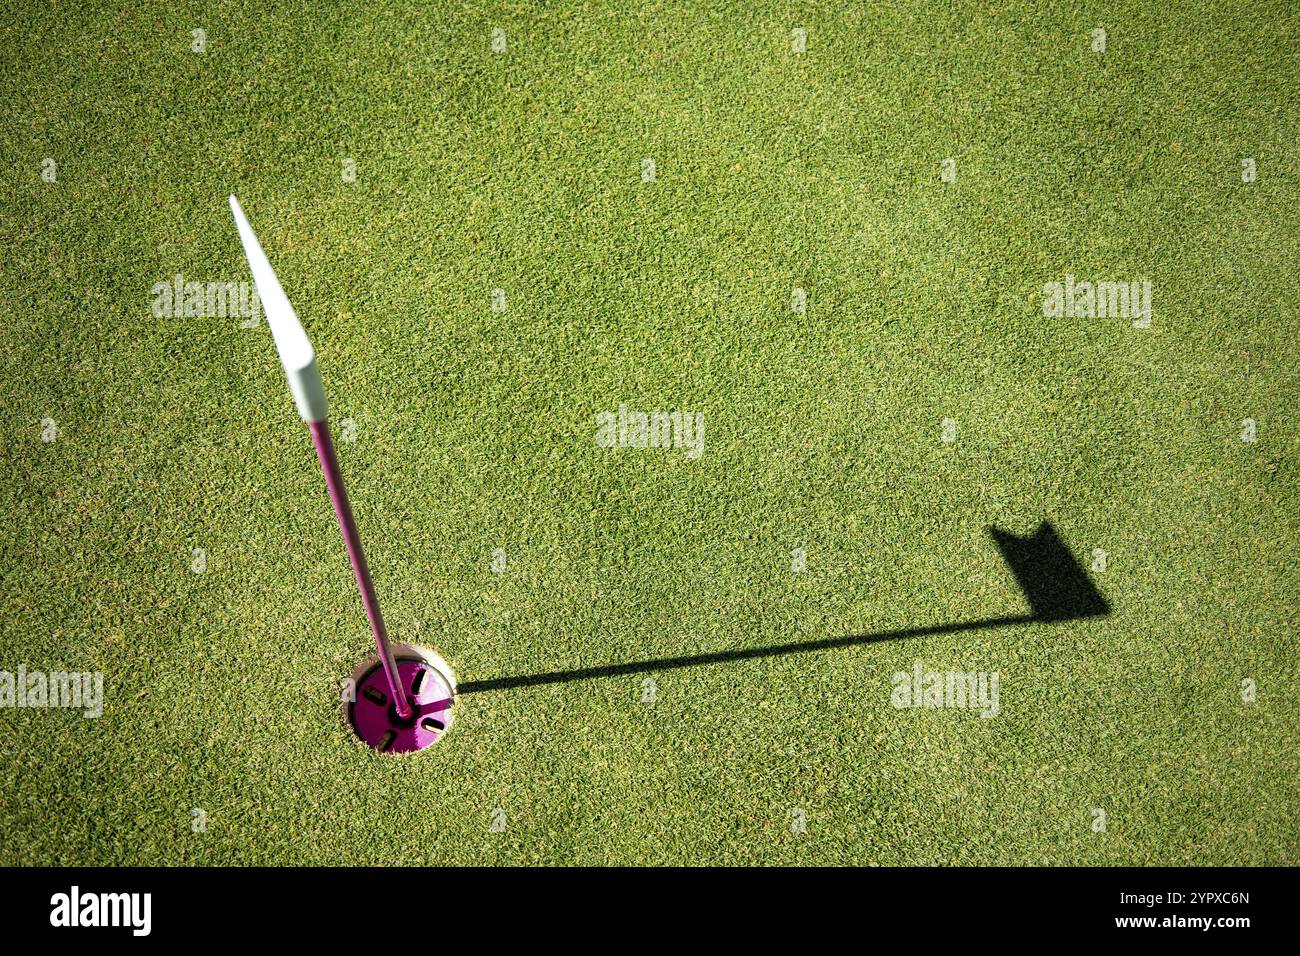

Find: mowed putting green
[1,1,1296,865]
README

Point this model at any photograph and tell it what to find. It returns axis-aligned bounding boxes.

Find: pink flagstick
[228,195,414,723]
[308,418,411,720]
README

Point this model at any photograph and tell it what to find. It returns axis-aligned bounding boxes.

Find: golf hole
[347,644,456,754]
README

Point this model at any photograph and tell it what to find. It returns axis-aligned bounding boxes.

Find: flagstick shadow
[457,614,1037,694]
[457,520,1111,696]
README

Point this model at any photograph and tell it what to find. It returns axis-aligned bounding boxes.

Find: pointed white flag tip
[229,195,329,423]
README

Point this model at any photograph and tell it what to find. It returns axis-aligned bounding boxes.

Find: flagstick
[229,195,412,721]
[309,419,412,719]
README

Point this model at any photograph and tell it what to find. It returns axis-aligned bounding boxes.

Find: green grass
[1,0,1296,865]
